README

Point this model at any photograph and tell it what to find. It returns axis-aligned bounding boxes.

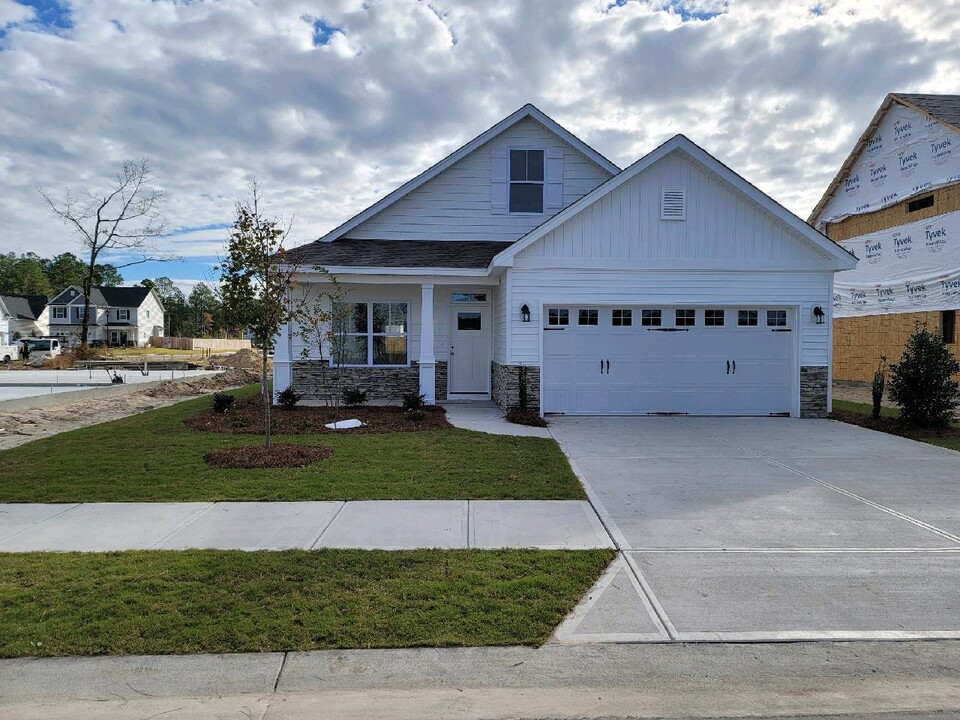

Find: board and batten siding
[517,151,830,263]
[344,118,612,242]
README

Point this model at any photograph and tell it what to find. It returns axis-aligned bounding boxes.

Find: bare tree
[38,160,168,349]
[297,269,351,423]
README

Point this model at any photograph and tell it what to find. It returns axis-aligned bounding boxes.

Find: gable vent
[661,186,686,220]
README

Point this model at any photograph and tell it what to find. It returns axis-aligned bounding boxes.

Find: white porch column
[418,283,436,404]
[272,320,293,402]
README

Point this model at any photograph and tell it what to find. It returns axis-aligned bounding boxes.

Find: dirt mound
[204,443,332,469]
[145,368,261,398]
[217,348,263,371]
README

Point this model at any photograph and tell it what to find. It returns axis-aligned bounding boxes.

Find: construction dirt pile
[0,369,260,450]
[145,368,261,398]
[215,348,264,371]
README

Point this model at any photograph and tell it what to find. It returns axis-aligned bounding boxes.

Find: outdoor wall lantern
[520,304,531,323]
[812,306,825,324]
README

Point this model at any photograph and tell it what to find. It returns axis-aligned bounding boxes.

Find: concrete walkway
[443,400,552,437]
[3,642,960,719]
[0,500,612,552]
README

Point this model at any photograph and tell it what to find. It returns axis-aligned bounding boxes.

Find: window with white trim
[117,309,130,321]
[509,149,544,213]
[75,306,86,320]
[547,308,569,326]
[738,310,758,326]
[767,309,787,327]
[704,309,725,327]
[334,302,408,366]
[578,309,598,326]
[612,309,632,326]
[53,306,66,319]
[675,308,695,326]
[641,309,662,327]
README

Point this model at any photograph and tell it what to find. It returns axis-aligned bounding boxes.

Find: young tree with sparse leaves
[296,269,351,422]
[38,160,168,350]
[219,184,302,447]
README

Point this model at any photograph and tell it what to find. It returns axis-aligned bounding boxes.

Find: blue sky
[1,0,959,293]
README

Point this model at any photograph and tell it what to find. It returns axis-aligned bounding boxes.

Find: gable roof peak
[308,103,620,246]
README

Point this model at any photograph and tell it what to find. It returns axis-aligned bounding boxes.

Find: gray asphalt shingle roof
[284,239,515,269]
[896,94,960,129]
[1,294,47,320]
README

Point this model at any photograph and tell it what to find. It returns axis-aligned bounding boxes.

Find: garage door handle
[732,360,736,374]
[605,360,610,374]
[600,359,604,375]
[726,360,730,374]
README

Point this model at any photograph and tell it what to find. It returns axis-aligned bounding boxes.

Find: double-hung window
[117,309,130,321]
[335,302,408,366]
[509,149,544,213]
[53,307,66,319]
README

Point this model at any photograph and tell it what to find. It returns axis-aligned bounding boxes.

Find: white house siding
[344,118,612,242]
[134,292,165,344]
[519,152,829,263]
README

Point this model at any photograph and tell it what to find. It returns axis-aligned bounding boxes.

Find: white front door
[449,305,491,395]
[542,306,795,415]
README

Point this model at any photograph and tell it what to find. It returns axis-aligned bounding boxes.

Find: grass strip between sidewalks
[0,548,613,657]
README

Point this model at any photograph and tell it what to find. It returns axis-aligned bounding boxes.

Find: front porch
[275,275,534,410]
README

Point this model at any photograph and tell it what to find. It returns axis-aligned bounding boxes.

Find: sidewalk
[0,500,612,551]
[3,642,959,720]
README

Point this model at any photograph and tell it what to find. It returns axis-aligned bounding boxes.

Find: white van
[25,338,62,358]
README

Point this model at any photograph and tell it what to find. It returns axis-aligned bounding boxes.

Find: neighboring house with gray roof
[47,285,164,347]
[275,104,853,417]
[0,294,49,341]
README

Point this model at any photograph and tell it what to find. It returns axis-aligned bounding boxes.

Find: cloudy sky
[1,0,959,292]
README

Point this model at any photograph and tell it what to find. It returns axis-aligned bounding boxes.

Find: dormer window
[509,149,544,213]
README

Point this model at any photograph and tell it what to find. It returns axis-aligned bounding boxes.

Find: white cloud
[1,0,959,260]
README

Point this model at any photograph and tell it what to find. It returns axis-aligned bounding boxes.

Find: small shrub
[872,356,887,420]
[343,387,369,406]
[276,387,302,410]
[889,324,960,428]
[401,392,427,411]
[403,408,426,422]
[212,392,235,414]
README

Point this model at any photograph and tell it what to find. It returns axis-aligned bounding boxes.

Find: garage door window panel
[612,309,632,327]
[547,308,569,326]
[676,309,696,327]
[767,310,787,327]
[641,309,662,327]
[705,309,725,327]
[738,310,758,327]
[578,309,598,326]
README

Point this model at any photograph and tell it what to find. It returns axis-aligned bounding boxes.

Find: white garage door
[542,306,794,416]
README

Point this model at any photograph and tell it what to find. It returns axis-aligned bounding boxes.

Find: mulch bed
[186,396,452,435]
[830,408,960,442]
[204,444,332,469]
[505,409,548,428]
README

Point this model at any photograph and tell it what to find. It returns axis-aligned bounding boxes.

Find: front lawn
[831,399,960,452]
[0,549,612,657]
[0,390,584,501]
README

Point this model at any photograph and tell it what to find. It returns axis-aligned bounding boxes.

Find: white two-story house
[0,294,49,342]
[47,285,165,347]
[275,104,855,418]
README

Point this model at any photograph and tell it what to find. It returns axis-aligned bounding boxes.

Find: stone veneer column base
[800,365,829,418]
[292,360,448,405]
[491,362,541,412]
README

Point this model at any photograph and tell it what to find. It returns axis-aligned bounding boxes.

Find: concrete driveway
[549,416,960,643]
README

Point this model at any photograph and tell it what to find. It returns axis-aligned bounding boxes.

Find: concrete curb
[0,375,199,413]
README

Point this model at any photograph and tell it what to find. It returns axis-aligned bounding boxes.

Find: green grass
[0,390,584,502]
[832,399,898,418]
[831,399,960,452]
[0,549,612,657]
